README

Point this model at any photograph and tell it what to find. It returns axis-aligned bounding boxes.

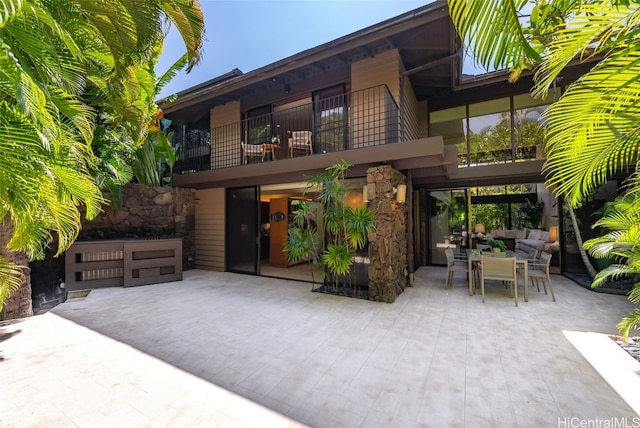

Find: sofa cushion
[514,229,527,239]
[528,229,542,240]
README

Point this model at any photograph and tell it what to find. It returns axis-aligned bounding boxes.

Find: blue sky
[157,0,435,98]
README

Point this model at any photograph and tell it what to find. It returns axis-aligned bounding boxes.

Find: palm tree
[448,0,640,334]
[584,180,640,336]
[0,0,204,314]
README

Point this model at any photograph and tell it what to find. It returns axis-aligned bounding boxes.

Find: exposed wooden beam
[401,53,459,77]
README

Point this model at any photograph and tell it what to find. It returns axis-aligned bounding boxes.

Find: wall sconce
[549,226,559,242]
[284,84,291,94]
[396,184,407,203]
[362,185,369,202]
[474,223,485,234]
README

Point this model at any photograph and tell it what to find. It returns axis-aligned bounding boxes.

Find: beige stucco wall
[195,188,225,271]
[210,101,241,169]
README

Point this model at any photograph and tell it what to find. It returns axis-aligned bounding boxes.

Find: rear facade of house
[161,1,600,286]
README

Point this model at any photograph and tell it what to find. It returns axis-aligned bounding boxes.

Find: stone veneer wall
[1,222,32,320]
[366,165,408,303]
[79,184,196,267]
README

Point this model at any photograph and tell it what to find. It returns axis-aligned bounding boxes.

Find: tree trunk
[567,203,597,280]
[0,222,33,320]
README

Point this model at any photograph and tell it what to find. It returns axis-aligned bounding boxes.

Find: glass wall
[430,88,560,167]
[468,98,511,165]
[429,106,467,165]
[428,189,468,265]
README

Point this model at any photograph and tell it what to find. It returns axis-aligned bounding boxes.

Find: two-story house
[160,1,593,290]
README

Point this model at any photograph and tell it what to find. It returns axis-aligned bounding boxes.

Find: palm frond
[617,307,640,338]
[542,50,640,205]
[0,256,25,313]
[448,0,540,77]
[533,3,640,95]
[158,0,204,71]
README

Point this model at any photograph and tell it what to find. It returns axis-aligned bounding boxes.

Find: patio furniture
[466,249,528,301]
[527,251,556,301]
[479,255,518,306]
[444,248,468,289]
[241,142,263,164]
[262,143,278,161]
[288,131,313,157]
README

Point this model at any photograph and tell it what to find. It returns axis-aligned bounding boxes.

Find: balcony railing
[174,84,399,174]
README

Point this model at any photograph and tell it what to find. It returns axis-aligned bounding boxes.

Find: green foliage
[0,0,204,312]
[584,184,640,337]
[487,239,508,251]
[286,160,375,290]
[448,0,640,336]
[520,199,544,229]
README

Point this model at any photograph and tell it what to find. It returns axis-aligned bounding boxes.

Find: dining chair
[241,142,263,164]
[444,248,468,289]
[479,255,518,306]
[527,251,556,301]
[288,131,313,158]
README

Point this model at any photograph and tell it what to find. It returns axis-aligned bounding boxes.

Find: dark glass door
[226,187,259,274]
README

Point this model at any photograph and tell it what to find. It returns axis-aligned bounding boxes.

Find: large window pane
[429,106,467,166]
[513,89,559,161]
[468,98,511,166]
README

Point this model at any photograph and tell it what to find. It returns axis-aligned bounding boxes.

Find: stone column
[0,221,32,320]
[366,165,408,303]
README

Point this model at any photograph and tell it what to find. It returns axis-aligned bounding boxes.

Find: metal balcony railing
[174,84,399,173]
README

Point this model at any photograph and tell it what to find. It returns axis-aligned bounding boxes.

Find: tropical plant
[0,0,204,313]
[448,0,640,335]
[487,239,507,252]
[520,199,544,229]
[584,181,640,337]
[286,160,374,293]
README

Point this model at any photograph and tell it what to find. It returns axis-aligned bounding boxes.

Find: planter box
[65,239,182,291]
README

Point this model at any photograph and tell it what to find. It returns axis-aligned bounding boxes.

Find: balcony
[174,84,399,174]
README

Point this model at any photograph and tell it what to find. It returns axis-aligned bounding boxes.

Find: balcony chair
[479,255,518,306]
[444,248,468,289]
[527,251,556,301]
[241,142,263,164]
[288,131,313,158]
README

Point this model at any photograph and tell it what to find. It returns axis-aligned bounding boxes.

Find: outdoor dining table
[460,248,530,302]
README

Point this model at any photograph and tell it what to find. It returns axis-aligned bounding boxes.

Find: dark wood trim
[174,137,450,189]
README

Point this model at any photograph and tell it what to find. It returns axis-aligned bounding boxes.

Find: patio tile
[0,267,637,427]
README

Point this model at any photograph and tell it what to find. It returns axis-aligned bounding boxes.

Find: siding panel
[210,101,241,169]
[195,188,225,271]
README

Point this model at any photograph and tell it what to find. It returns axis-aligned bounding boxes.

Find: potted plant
[487,239,507,252]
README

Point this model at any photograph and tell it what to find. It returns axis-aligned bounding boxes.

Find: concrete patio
[1,267,638,427]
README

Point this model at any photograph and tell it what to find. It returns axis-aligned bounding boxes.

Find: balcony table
[460,248,529,302]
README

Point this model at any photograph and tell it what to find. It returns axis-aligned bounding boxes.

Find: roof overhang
[161,1,459,126]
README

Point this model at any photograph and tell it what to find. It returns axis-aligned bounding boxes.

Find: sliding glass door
[226,187,259,274]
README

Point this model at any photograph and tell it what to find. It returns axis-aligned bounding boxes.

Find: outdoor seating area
[1,268,636,427]
[446,248,557,305]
